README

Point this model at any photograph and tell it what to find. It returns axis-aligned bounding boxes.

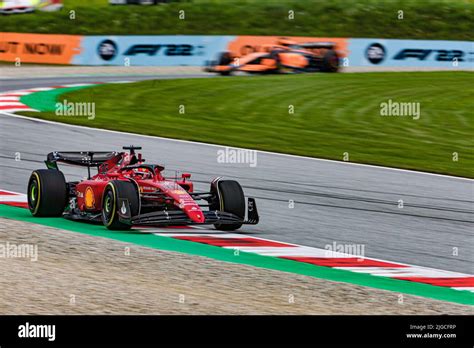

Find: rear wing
[45,151,120,169]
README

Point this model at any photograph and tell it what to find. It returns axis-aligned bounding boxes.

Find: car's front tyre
[211,179,245,231]
[217,52,233,76]
[321,49,340,72]
[101,180,139,230]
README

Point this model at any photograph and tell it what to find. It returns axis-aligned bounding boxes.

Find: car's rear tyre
[27,169,67,217]
[321,49,339,72]
[211,180,245,231]
[102,180,139,230]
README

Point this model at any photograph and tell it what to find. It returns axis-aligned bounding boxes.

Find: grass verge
[0,0,473,40]
[21,72,474,178]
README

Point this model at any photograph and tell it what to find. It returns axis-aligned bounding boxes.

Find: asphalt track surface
[0,75,473,274]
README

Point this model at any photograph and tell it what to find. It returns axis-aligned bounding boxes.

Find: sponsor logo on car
[84,186,95,209]
[120,201,127,215]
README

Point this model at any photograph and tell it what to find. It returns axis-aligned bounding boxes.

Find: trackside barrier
[348,38,473,68]
[0,32,81,64]
[0,33,472,68]
[73,35,235,66]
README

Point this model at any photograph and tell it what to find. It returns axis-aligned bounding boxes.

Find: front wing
[118,197,259,227]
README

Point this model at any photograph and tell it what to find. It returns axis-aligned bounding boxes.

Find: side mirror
[181,173,191,181]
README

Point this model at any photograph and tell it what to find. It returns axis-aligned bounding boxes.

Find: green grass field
[21,72,474,178]
[0,0,472,40]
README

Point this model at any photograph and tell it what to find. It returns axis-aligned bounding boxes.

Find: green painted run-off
[0,204,472,306]
[20,85,95,112]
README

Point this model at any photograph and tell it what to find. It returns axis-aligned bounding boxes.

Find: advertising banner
[0,32,81,64]
[0,33,472,68]
[73,35,348,66]
[73,35,234,66]
[348,38,474,68]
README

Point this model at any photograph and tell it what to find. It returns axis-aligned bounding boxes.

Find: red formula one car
[27,146,259,230]
[205,38,340,75]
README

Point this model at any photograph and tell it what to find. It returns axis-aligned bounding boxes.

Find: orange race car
[205,38,340,75]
